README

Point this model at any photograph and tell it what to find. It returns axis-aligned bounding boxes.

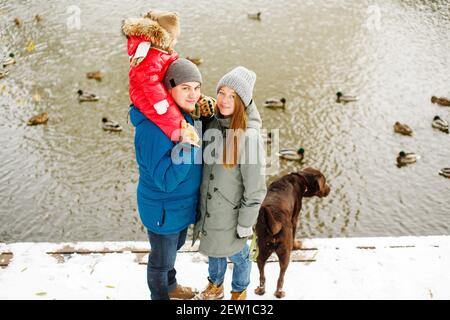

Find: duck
[27,112,48,126]
[0,70,8,79]
[263,97,286,109]
[14,17,22,27]
[35,14,43,23]
[186,56,203,65]
[102,118,122,132]
[438,168,450,179]
[2,53,16,67]
[86,71,103,81]
[77,89,99,102]
[336,92,358,103]
[431,96,450,107]
[277,148,305,161]
[396,151,419,167]
[247,12,261,20]
[393,122,413,136]
[431,115,449,133]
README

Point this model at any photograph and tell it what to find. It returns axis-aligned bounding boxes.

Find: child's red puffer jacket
[123,17,183,141]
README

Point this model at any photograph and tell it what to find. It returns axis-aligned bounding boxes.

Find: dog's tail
[260,206,282,236]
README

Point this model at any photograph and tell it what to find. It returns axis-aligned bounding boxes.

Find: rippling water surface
[1,0,449,242]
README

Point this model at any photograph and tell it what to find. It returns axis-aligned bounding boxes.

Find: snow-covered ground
[1,236,449,300]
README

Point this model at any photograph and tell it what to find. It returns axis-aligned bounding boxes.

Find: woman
[193,66,267,300]
[130,58,203,300]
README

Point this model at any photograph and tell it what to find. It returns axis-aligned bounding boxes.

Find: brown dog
[254,167,330,298]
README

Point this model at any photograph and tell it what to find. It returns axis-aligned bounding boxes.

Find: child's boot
[193,278,224,300]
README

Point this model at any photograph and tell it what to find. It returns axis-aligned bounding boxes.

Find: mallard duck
[27,112,48,125]
[102,118,122,132]
[14,17,22,27]
[431,96,450,107]
[438,168,450,179]
[396,151,419,166]
[2,53,15,67]
[77,89,99,102]
[86,71,102,81]
[247,12,261,20]
[0,70,8,79]
[393,122,413,136]
[432,116,449,133]
[263,97,286,109]
[277,148,305,161]
[186,57,203,65]
[336,92,358,103]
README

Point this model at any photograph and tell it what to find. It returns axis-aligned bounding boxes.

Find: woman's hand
[237,225,253,239]
[180,120,200,148]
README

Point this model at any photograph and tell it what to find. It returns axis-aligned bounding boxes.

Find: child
[122,10,214,143]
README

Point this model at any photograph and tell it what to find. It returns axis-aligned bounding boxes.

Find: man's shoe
[230,290,247,300]
[168,284,198,300]
[193,279,224,300]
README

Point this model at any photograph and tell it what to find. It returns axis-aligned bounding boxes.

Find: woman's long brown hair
[221,95,248,168]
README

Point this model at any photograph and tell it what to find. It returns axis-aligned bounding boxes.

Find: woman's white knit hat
[216,66,256,106]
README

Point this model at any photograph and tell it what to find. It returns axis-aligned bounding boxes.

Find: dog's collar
[295,173,309,194]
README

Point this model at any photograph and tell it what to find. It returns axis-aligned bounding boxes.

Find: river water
[1,0,449,242]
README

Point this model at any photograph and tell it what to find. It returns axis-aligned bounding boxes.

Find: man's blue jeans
[147,228,187,300]
[208,244,251,293]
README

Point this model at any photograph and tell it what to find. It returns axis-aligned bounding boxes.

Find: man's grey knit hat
[163,58,202,89]
[216,66,256,106]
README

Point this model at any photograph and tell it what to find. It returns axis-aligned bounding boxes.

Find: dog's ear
[261,206,282,236]
[305,173,320,195]
[295,169,320,197]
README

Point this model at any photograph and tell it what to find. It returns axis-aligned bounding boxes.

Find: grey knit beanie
[163,58,202,89]
[216,66,256,106]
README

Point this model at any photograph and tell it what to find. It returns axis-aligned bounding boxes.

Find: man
[130,59,203,300]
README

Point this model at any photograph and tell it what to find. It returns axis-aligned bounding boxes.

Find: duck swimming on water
[77,90,99,102]
[263,98,286,109]
[431,96,450,107]
[27,112,48,125]
[397,151,419,167]
[439,168,450,179]
[393,122,413,136]
[102,118,122,132]
[336,92,358,103]
[431,115,449,133]
[277,147,305,161]
[247,12,261,20]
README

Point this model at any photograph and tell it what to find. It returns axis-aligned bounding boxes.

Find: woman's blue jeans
[208,244,251,293]
[147,228,187,300]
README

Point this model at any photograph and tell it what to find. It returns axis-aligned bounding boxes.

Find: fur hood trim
[122,17,171,50]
